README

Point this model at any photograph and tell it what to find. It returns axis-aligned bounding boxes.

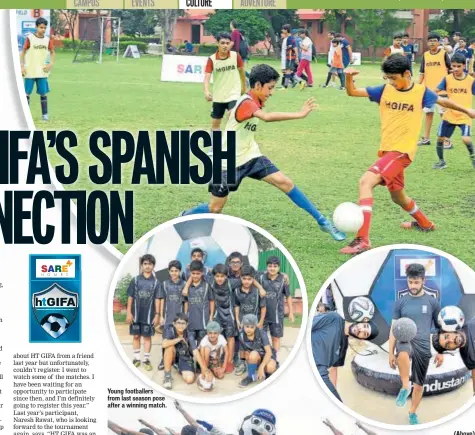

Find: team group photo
[110,217,305,398]
[16,8,475,296]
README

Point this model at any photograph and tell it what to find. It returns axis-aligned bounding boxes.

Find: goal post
[98,16,121,64]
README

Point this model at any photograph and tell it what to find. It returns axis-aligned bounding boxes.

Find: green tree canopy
[204,10,269,46]
[111,9,156,35]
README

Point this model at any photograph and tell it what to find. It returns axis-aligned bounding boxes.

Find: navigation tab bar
[66,0,123,8]
[233,0,286,8]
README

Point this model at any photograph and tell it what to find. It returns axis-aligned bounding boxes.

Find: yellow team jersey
[442,74,475,125]
[209,51,241,103]
[422,49,448,91]
[24,33,50,79]
[378,84,428,161]
[222,94,262,170]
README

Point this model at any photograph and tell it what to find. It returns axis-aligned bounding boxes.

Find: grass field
[29,52,475,300]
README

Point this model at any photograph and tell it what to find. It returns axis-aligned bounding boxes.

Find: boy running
[210,263,239,373]
[259,256,294,354]
[182,64,345,242]
[183,260,215,344]
[295,29,314,89]
[162,313,211,390]
[418,33,451,146]
[126,254,160,372]
[157,260,185,370]
[199,321,228,379]
[20,17,54,121]
[341,54,475,255]
[433,52,475,170]
[279,24,299,90]
[204,32,246,132]
[238,314,277,388]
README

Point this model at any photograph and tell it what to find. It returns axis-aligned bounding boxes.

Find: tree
[111,9,156,35]
[204,10,269,46]
[347,10,405,62]
[156,10,185,42]
[55,10,80,45]
[324,9,356,34]
[204,9,299,57]
[429,10,475,39]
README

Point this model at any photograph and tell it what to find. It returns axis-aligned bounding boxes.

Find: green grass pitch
[30,52,475,300]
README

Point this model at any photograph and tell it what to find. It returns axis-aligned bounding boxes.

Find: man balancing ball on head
[311,310,379,402]
[182,64,345,242]
[341,54,475,255]
[432,314,475,396]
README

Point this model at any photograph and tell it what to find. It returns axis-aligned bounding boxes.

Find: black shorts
[178,356,195,374]
[264,320,284,338]
[188,328,207,344]
[129,323,155,337]
[215,314,236,338]
[211,101,236,119]
[208,156,279,198]
[396,342,430,386]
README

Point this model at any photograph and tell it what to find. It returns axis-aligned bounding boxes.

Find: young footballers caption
[0,130,236,244]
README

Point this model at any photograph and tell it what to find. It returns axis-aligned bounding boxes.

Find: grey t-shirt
[393,292,441,357]
[186,280,214,331]
[311,312,348,368]
[460,318,475,370]
[158,279,185,325]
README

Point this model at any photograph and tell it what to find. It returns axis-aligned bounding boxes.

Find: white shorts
[423,104,444,114]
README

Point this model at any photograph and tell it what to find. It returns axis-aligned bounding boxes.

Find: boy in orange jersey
[322,38,345,90]
[433,52,475,170]
[418,32,451,146]
[341,54,475,255]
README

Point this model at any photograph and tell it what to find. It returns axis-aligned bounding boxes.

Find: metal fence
[258,249,300,297]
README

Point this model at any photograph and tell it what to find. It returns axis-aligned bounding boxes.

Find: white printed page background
[0,9,475,434]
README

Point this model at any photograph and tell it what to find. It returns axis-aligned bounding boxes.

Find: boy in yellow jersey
[341,54,475,255]
[20,17,54,121]
[418,32,451,146]
[433,53,475,170]
[204,32,246,132]
[182,64,346,242]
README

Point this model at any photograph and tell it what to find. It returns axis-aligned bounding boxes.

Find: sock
[356,198,373,240]
[436,140,445,161]
[182,203,210,216]
[26,95,30,105]
[133,350,140,361]
[403,199,432,228]
[247,363,258,381]
[287,186,327,225]
[40,96,47,115]
[325,72,332,86]
[339,72,345,87]
[143,352,150,362]
[465,142,474,159]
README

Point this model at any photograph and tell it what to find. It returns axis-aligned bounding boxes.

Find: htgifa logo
[35,258,76,278]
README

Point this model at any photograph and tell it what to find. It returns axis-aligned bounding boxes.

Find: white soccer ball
[41,313,70,339]
[197,373,216,392]
[333,202,364,233]
[125,218,259,281]
[348,296,375,322]
[438,306,465,332]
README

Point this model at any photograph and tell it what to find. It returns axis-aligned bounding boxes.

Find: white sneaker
[42,114,49,121]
